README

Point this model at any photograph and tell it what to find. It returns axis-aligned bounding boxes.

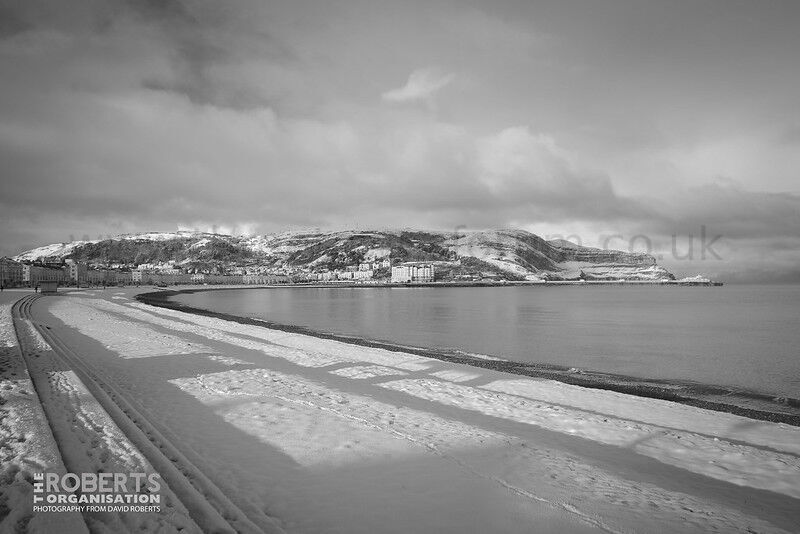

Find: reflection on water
[174,285,800,398]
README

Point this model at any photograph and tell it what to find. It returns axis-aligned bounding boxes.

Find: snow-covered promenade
[2,287,799,533]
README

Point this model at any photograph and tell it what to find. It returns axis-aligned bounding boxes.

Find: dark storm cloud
[128,0,298,111]
[0,3,33,38]
[655,184,800,241]
[127,0,234,107]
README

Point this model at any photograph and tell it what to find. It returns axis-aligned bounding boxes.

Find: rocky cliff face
[441,230,671,280]
[14,229,674,281]
[545,237,670,281]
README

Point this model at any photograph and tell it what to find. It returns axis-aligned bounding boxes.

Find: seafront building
[353,270,373,280]
[85,269,134,286]
[5,253,300,288]
[309,269,375,282]
[0,257,24,287]
[391,263,435,283]
[65,259,88,283]
[36,266,68,283]
[242,274,289,284]
[18,262,66,286]
[7,253,387,288]
[21,264,32,284]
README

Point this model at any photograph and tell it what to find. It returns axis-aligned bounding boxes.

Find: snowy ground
[0,292,87,533]
[2,287,799,533]
[1,291,202,533]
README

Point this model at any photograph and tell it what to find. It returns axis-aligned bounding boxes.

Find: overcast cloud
[1,0,799,281]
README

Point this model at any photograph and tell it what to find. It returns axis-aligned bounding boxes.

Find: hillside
[14,229,674,281]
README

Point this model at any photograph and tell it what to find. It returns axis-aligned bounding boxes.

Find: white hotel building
[390,263,435,283]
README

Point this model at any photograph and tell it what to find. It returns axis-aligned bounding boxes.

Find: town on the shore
[0,254,719,290]
[0,255,442,289]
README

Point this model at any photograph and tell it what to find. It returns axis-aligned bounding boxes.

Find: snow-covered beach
[2,287,799,533]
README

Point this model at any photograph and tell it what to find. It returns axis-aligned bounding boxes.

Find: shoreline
[290,279,724,287]
[137,287,800,427]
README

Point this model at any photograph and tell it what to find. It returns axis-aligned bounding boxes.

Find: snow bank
[0,302,86,533]
[49,300,209,359]
[484,378,800,456]
[379,378,800,498]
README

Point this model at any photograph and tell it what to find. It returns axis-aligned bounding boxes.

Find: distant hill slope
[14,229,674,281]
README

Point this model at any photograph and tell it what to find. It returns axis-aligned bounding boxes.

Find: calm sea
[173,284,800,398]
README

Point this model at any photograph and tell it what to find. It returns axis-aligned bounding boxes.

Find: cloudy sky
[1,0,799,281]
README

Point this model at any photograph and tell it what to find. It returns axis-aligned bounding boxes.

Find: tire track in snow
[14,295,197,533]
[16,295,284,534]
[2,299,89,534]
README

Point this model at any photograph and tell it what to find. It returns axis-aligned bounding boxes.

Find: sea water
[173,284,800,398]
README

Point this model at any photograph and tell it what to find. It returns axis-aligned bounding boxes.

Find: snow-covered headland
[13,228,682,283]
[1,287,797,533]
